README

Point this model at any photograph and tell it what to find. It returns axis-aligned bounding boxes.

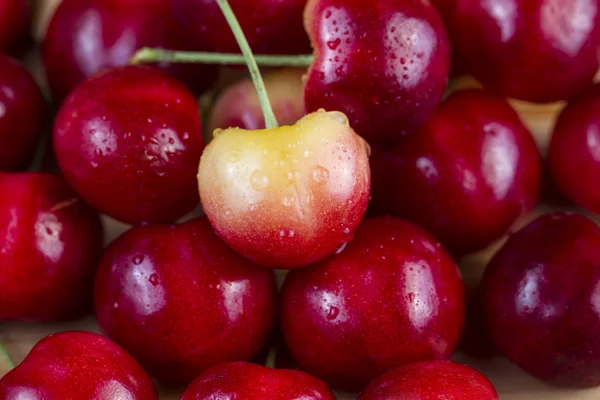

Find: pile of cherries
[1,0,600,398]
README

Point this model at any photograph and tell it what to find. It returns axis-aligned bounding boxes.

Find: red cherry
[429,0,465,76]
[304,0,450,143]
[42,0,217,103]
[358,361,498,400]
[0,0,30,55]
[280,216,465,392]
[53,65,204,225]
[370,89,541,256]
[482,212,600,387]
[0,331,158,399]
[449,0,600,103]
[0,54,47,172]
[0,173,103,322]
[181,362,336,400]
[94,217,277,385]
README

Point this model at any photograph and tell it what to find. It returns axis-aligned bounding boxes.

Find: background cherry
[0,0,31,56]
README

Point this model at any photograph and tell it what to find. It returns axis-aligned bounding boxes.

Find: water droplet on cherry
[250,170,269,191]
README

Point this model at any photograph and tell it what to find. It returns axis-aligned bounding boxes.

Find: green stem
[0,341,14,370]
[216,0,278,129]
[29,133,49,172]
[130,47,314,68]
[264,348,277,369]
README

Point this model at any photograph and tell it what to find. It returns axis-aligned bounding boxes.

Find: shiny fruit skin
[358,361,498,400]
[0,0,30,55]
[0,173,103,322]
[198,110,371,269]
[451,0,600,103]
[482,212,600,387]
[304,0,450,144]
[0,54,47,171]
[0,331,158,400]
[548,83,600,214]
[94,217,277,385]
[181,362,336,400]
[53,65,204,225]
[370,89,541,256]
[280,217,466,392]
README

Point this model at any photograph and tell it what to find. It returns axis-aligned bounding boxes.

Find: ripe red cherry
[280,216,465,392]
[0,0,30,55]
[548,83,600,214]
[94,217,277,385]
[370,89,541,256]
[0,173,103,322]
[449,0,600,103]
[181,362,336,400]
[42,0,216,103]
[358,361,498,400]
[53,65,204,225]
[482,212,600,388]
[304,0,450,143]
[0,331,158,399]
[0,55,47,172]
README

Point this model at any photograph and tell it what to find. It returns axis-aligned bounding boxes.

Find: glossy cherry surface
[0,173,103,322]
[304,0,450,143]
[94,217,277,385]
[482,212,600,387]
[0,55,47,171]
[181,362,336,400]
[0,0,30,55]
[54,65,204,225]
[449,0,600,102]
[280,217,466,392]
[358,361,498,400]
[0,331,158,399]
[548,83,600,214]
[43,0,216,102]
[370,89,541,256]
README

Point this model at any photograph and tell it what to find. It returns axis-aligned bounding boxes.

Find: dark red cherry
[358,361,498,400]
[181,362,336,400]
[0,331,158,399]
[94,217,277,385]
[0,173,103,322]
[0,0,30,55]
[53,65,204,225]
[280,216,465,392]
[304,0,450,143]
[449,0,600,103]
[482,212,600,388]
[42,0,217,103]
[370,89,541,256]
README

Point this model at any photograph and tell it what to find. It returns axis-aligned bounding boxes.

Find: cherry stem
[0,341,14,370]
[130,48,314,68]
[29,133,48,172]
[265,348,277,369]
[215,0,279,129]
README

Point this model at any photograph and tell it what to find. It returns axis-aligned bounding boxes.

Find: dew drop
[282,197,293,207]
[182,132,190,140]
[304,150,313,158]
[312,166,330,183]
[343,227,350,235]
[327,38,341,50]
[327,306,340,320]
[228,152,241,163]
[133,255,144,265]
[149,273,159,286]
[250,170,269,191]
[113,302,119,309]
[335,242,348,254]
[326,111,349,126]
[225,209,232,216]
[213,128,223,138]
[408,293,415,303]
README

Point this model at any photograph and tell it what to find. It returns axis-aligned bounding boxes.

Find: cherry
[94,216,277,385]
[42,0,217,103]
[0,173,103,322]
[304,0,450,144]
[548,83,600,214]
[53,65,204,225]
[280,216,465,392]
[370,89,541,256]
[0,54,47,172]
[448,0,600,103]
[429,0,465,77]
[0,331,158,399]
[181,362,336,400]
[357,361,498,400]
[482,212,600,388]
[0,0,30,55]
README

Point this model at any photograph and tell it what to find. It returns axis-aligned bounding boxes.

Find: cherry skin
[94,216,277,385]
[0,173,103,322]
[548,83,600,214]
[53,65,204,225]
[370,89,541,256]
[482,212,600,388]
[181,362,336,400]
[280,216,466,392]
[0,331,158,399]
[448,0,600,103]
[304,0,450,144]
[358,361,498,400]
[0,55,47,171]
[0,0,30,55]
[42,0,216,103]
